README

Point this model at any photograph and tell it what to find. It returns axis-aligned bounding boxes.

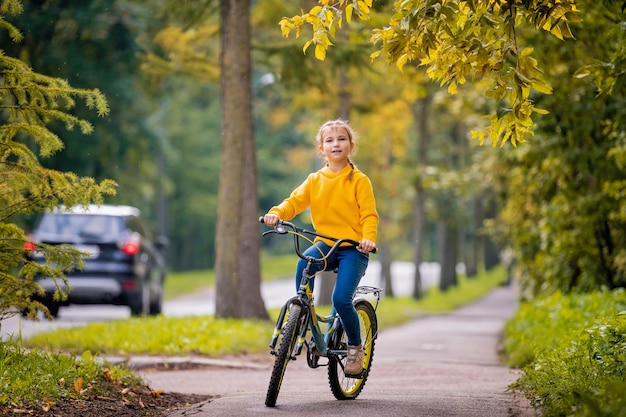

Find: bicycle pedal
[344,369,366,379]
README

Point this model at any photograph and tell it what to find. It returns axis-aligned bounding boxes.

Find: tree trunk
[411,93,432,300]
[463,197,479,278]
[379,242,393,297]
[483,195,500,271]
[438,221,458,291]
[215,0,267,319]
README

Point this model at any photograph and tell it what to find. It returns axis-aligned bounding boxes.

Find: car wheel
[149,290,163,315]
[129,299,143,316]
[129,281,150,316]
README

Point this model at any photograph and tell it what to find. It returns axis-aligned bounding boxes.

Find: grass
[0,344,140,408]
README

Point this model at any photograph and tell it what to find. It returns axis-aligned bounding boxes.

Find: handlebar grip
[259,216,265,224]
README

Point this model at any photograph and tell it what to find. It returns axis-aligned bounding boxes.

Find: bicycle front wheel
[265,303,303,407]
[327,299,378,400]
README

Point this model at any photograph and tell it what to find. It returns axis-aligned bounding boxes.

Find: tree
[214,0,268,319]
[487,2,626,296]
[411,91,432,299]
[1,0,159,203]
[279,0,584,146]
[0,0,115,321]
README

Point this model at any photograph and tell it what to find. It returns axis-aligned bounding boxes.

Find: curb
[105,355,268,371]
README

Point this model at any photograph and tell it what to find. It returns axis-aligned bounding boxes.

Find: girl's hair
[315,119,357,179]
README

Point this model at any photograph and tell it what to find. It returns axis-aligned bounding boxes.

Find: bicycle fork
[268,296,301,353]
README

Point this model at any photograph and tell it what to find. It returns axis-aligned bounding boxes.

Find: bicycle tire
[265,303,303,407]
[327,300,378,400]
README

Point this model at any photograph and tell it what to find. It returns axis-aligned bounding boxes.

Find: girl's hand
[358,239,376,253]
[263,213,280,227]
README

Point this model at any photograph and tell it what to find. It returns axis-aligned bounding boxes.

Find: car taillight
[122,280,137,290]
[24,242,36,251]
[122,242,140,255]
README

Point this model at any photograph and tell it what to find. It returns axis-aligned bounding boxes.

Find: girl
[263,119,378,377]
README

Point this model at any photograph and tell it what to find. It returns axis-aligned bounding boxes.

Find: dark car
[25,204,167,318]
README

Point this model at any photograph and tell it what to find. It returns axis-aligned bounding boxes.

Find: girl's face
[319,127,354,164]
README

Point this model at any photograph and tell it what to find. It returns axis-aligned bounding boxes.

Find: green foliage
[0,342,140,408]
[504,289,626,417]
[504,289,626,368]
[484,3,626,297]
[0,0,116,320]
[0,0,161,212]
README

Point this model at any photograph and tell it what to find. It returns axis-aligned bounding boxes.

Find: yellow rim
[340,308,372,395]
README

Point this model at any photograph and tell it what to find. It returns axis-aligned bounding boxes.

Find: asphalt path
[139,284,536,417]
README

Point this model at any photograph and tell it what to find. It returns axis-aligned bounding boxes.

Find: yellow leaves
[357,0,370,15]
[315,44,327,60]
[41,398,55,412]
[303,40,312,54]
[279,18,295,38]
[471,100,544,148]
[346,4,353,23]
[310,5,323,16]
[102,367,115,382]
[532,2,578,40]
[151,389,165,397]
[519,47,533,58]
[284,0,577,147]
[279,0,373,61]
[73,376,90,395]
[74,376,83,392]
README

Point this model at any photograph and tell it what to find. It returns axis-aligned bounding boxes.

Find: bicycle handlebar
[259,217,376,263]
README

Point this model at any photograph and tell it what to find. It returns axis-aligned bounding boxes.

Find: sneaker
[344,344,364,377]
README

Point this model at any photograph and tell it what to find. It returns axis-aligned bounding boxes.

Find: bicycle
[259,217,382,407]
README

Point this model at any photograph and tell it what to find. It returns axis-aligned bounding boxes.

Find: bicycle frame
[269,268,341,364]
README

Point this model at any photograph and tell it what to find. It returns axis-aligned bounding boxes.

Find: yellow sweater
[269,165,378,246]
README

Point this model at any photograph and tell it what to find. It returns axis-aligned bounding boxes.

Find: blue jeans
[294,242,369,346]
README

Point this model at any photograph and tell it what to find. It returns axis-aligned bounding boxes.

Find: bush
[504,289,626,417]
[503,288,626,368]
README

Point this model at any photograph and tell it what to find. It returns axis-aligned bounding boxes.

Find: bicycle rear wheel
[327,300,378,400]
[265,303,303,407]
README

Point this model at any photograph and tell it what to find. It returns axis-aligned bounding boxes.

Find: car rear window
[37,214,125,239]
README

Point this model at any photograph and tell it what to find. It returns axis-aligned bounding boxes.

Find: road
[141,285,535,417]
[0,261,436,341]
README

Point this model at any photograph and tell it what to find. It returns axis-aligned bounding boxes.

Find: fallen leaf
[74,377,84,392]
[11,409,34,415]
[150,389,164,397]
